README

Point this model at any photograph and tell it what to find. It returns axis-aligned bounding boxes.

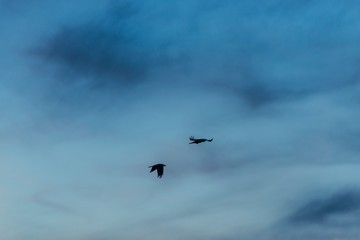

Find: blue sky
[1,0,360,239]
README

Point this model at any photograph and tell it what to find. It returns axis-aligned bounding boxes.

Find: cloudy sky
[1,0,360,239]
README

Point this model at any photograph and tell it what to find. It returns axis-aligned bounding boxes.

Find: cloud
[2,0,360,239]
[32,190,84,217]
[31,3,151,89]
[287,190,360,224]
[28,0,360,109]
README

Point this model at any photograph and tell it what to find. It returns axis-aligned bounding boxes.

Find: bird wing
[149,166,156,172]
[189,136,195,140]
[157,166,164,178]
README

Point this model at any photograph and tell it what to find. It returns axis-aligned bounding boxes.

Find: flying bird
[189,136,213,144]
[149,164,166,178]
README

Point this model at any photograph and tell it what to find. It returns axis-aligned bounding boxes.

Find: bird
[149,164,166,178]
[189,136,213,144]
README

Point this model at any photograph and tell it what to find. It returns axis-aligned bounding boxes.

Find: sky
[1,0,360,239]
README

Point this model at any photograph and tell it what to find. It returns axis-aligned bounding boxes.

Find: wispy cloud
[32,190,87,217]
[288,190,360,224]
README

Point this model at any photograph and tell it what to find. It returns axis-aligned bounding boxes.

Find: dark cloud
[29,0,360,105]
[211,81,311,109]
[32,3,151,89]
[35,26,142,87]
[288,190,360,224]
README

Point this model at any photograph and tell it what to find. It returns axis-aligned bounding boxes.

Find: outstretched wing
[157,166,164,178]
[149,166,156,172]
[207,138,213,142]
[189,136,195,141]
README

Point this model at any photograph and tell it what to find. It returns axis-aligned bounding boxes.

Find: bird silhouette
[189,136,213,144]
[149,164,166,178]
